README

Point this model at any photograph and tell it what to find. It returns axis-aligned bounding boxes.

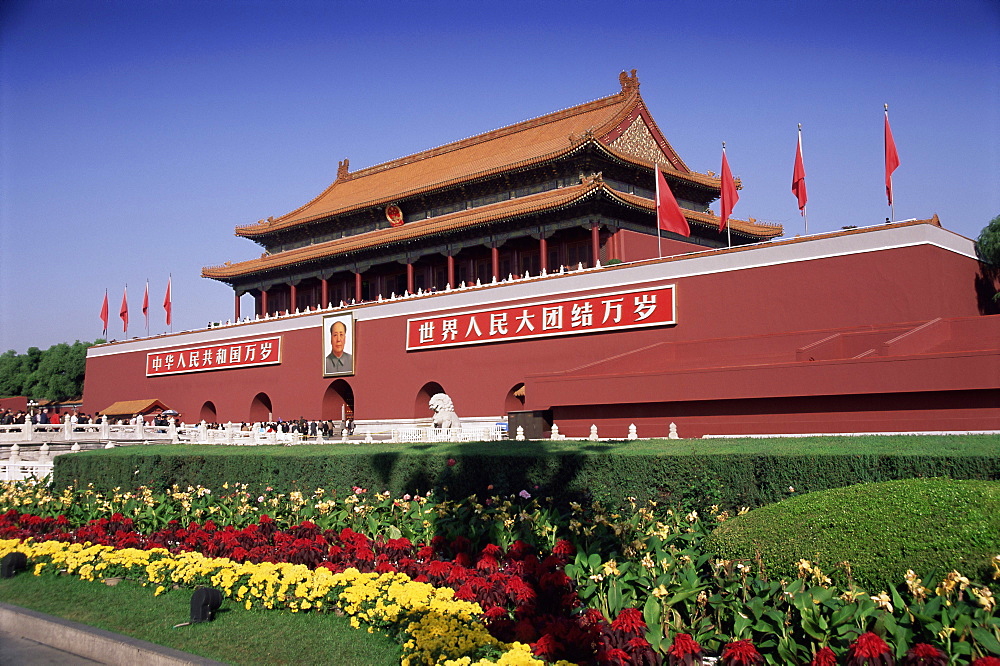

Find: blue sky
[1,0,998,354]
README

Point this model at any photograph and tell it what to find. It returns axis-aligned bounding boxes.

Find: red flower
[532,634,563,660]
[447,457,456,466]
[812,646,837,666]
[610,608,646,635]
[971,659,1000,666]
[901,643,946,666]
[847,632,894,666]
[668,633,702,666]
[721,639,764,666]
[552,539,575,556]
[601,647,630,665]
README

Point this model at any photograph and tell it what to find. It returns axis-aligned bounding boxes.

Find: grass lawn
[0,573,401,666]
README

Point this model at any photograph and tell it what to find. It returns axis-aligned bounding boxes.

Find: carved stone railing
[0,418,179,444]
[1,416,507,448]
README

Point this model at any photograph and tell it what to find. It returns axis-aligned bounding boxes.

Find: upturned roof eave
[205,182,781,283]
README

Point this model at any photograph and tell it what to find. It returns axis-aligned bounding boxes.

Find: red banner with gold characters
[406,285,675,350]
[146,336,281,376]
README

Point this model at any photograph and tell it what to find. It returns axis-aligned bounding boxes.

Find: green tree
[976,213,1000,265]
[0,340,102,401]
[0,350,27,397]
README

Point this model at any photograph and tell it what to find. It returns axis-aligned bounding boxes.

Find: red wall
[81,229,1000,434]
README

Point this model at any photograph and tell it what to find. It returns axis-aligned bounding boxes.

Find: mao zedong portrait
[325,319,354,375]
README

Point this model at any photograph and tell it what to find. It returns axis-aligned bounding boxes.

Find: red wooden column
[539,236,548,273]
[234,292,241,320]
[260,289,269,316]
[407,263,415,294]
[591,222,601,267]
[491,246,499,281]
[320,278,329,309]
[354,272,362,302]
[289,283,297,313]
[447,255,456,288]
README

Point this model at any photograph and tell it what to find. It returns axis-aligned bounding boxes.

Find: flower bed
[1,481,998,664]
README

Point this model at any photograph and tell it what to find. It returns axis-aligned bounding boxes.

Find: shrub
[705,477,1000,589]
[51,439,1000,513]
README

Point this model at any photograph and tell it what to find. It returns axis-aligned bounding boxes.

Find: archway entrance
[323,379,355,421]
[415,381,445,419]
[249,393,272,422]
[200,401,217,423]
[505,383,525,413]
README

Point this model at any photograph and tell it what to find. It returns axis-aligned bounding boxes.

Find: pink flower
[721,639,764,666]
[447,458,456,466]
[812,646,837,666]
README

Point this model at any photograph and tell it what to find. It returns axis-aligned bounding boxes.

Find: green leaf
[643,594,661,631]
[733,613,751,639]
[971,627,1000,655]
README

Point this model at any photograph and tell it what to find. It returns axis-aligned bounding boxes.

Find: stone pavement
[0,602,226,666]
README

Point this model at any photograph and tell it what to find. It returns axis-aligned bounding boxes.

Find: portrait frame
[322,312,355,376]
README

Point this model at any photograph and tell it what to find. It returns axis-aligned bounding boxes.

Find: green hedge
[705,477,1000,589]
[50,438,1000,511]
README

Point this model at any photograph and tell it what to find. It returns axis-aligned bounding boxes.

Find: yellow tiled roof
[235,74,710,238]
[98,399,171,416]
[203,182,782,279]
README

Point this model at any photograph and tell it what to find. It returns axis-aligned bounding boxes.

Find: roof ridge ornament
[337,158,351,181]
[619,69,639,93]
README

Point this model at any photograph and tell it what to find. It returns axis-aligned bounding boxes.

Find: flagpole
[655,164,663,258]
[723,143,732,249]
[885,103,897,224]
[144,279,150,338]
[799,124,809,235]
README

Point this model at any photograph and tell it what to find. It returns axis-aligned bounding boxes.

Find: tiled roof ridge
[242,85,639,233]
[347,90,633,181]
[636,97,691,173]
[235,138,719,238]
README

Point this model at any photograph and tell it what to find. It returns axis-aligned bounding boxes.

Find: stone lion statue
[428,393,460,430]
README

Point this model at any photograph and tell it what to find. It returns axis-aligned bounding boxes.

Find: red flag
[792,130,807,214]
[163,276,172,326]
[655,164,690,237]
[119,286,129,333]
[884,106,900,206]
[720,147,739,232]
[142,281,149,327]
[99,291,109,335]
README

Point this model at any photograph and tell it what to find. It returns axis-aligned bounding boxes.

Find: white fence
[0,443,55,482]
[1,416,508,448]
[0,420,178,444]
[180,418,507,445]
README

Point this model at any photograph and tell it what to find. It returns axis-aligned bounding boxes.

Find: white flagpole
[723,143,732,249]
[655,163,663,258]
[885,104,896,224]
[799,124,809,235]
